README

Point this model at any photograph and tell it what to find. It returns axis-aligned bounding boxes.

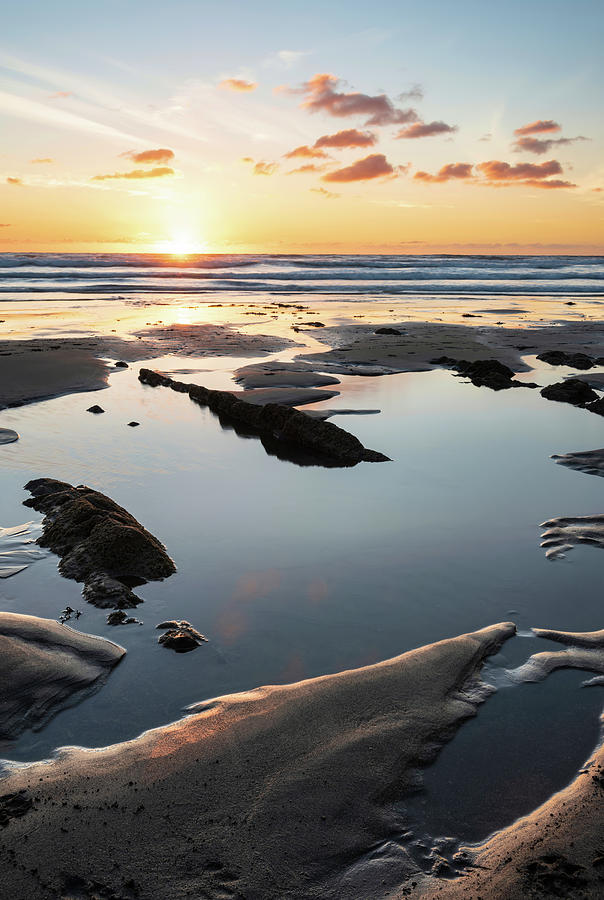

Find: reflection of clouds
[215,569,281,645]
[307,577,328,605]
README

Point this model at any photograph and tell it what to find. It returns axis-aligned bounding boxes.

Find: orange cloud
[476,159,575,188]
[294,73,419,127]
[219,78,257,92]
[477,159,563,180]
[92,166,175,181]
[241,156,254,163]
[513,135,588,155]
[322,153,402,183]
[396,120,457,139]
[287,163,329,174]
[314,128,377,149]
[48,91,72,100]
[30,157,54,164]
[414,163,474,182]
[283,145,329,159]
[123,148,175,164]
[6,177,23,185]
[514,119,561,136]
[0,223,11,226]
[253,161,277,175]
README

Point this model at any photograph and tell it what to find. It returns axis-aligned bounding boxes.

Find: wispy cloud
[396,120,457,139]
[322,153,404,183]
[48,90,72,99]
[310,186,339,199]
[253,161,278,175]
[514,119,561,136]
[513,135,589,155]
[92,166,175,181]
[264,50,310,69]
[6,177,23,185]
[289,73,419,127]
[219,78,257,92]
[30,157,54,164]
[287,163,330,174]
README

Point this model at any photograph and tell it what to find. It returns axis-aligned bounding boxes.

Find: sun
[155,230,208,256]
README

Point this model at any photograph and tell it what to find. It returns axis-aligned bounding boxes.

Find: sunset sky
[1,0,603,253]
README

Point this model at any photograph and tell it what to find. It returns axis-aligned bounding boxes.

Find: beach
[1,253,604,897]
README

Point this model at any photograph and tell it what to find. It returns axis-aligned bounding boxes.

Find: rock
[461,313,481,318]
[106,610,140,626]
[156,620,207,652]
[537,350,600,369]
[540,378,599,406]
[431,357,527,391]
[0,791,33,827]
[23,478,176,608]
[374,327,403,335]
[586,398,604,416]
[86,405,105,414]
[127,421,140,427]
[0,612,125,740]
[0,428,19,444]
[305,321,325,327]
[114,361,129,368]
[138,369,390,467]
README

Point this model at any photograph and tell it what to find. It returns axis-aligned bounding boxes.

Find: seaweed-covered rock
[23,478,176,608]
[431,357,527,391]
[138,369,389,466]
[156,620,207,652]
[540,379,599,406]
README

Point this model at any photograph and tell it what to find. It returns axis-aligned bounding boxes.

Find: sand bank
[0,612,124,743]
[0,623,514,899]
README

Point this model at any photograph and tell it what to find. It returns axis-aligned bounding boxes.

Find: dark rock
[306,321,325,327]
[461,313,481,318]
[431,357,527,391]
[586,397,604,417]
[114,361,129,368]
[156,620,207,652]
[23,478,176,608]
[87,405,105,414]
[537,350,596,370]
[138,369,390,467]
[541,378,599,406]
[127,421,140,427]
[374,327,402,335]
[106,610,140,625]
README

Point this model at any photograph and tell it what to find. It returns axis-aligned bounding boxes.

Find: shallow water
[1,313,603,844]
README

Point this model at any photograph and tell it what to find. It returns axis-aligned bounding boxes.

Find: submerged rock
[86,405,104,414]
[156,620,207,652]
[0,428,19,444]
[0,612,125,740]
[23,478,176,608]
[540,378,599,406]
[107,610,141,626]
[374,327,403,335]
[138,368,390,467]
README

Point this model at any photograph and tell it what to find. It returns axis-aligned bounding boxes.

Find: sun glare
[155,231,208,256]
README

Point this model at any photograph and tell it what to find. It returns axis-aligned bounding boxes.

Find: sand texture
[0,612,125,742]
[0,623,514,899]
[539,514,604,559]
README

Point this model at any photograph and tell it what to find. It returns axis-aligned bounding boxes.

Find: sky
[1,0,603,254]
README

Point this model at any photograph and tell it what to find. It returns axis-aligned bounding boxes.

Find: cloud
[479,132,492,142]
[92,166,175,181]
[122,148,175,164]
[241,156,254,164]
[322,153,402,183]
[253,161,278,175]
[396,120,457,139]
[0,223,11,226]
[6,177,23,185]
[397,84,424,102]
[48,90,72,99]
[287,163,329,174]
[219,78,257,92]
[292,73,419,127]
[476,159,575,188]
[265,50,310,69]
[283,144,329,159]
[513,135,589,155]
[514,119,561,136]
[310,187,339,199]
[314,128,376,149]
[477,159,563,180]
[414,163,474,182]
[30,157,54,164]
